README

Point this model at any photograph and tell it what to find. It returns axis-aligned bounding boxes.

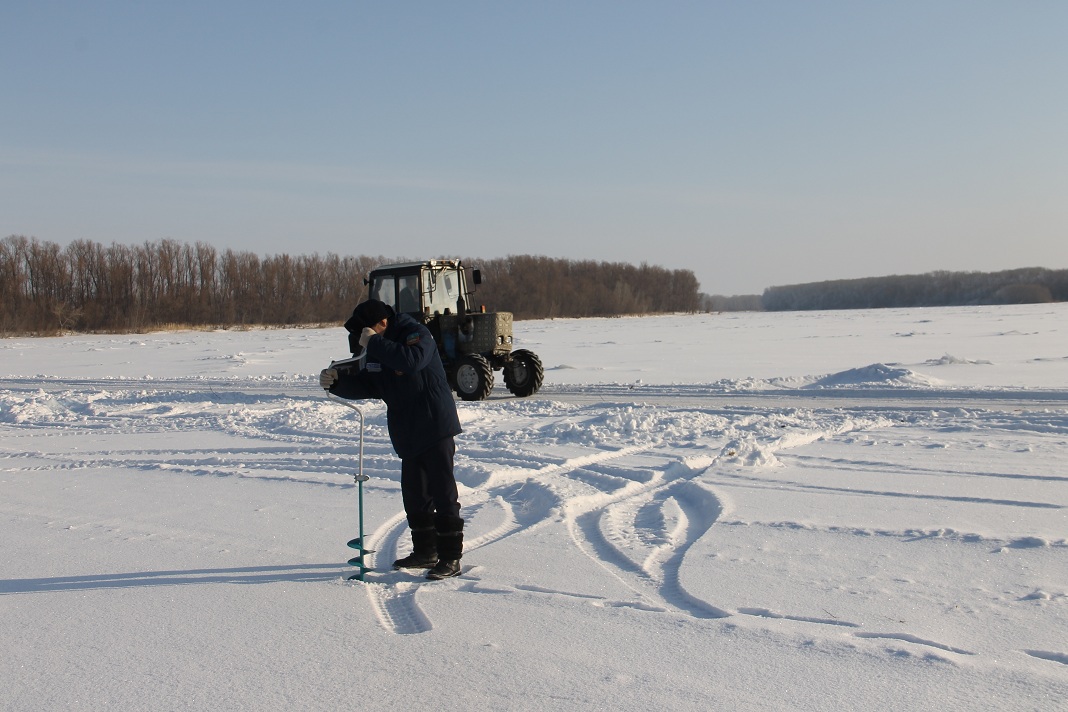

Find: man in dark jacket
[320,299,464,580]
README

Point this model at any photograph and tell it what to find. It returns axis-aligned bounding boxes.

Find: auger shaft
[328,392,374,581]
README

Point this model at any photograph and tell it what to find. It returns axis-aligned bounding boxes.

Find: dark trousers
[401,436,460,520]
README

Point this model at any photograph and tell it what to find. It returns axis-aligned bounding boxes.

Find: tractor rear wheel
[503,349,544,397]
[453,354,494,401]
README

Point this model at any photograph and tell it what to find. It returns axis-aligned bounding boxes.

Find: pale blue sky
[3,1,1065,294]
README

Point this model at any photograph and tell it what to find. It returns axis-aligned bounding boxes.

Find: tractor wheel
[503,349,544,397]
[453,354,494,401]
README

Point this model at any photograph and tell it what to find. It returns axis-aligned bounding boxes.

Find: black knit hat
[344,299,395,332]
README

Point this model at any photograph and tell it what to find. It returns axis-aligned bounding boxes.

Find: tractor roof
[371,259,463,273]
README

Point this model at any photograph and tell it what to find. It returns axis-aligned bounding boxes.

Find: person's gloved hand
[319,367,338,390]
[359,327,376,348]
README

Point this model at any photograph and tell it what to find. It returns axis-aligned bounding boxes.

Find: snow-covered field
[2,304,1067,711]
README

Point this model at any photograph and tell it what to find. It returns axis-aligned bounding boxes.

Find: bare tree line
[761,268,1068,311]
[1,236,700,335]
[0,236,379,334]
[473,254,700,320]
[699,293,764,312]
[5,234,1060,333]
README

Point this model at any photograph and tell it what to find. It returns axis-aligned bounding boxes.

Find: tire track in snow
[650,480,731,619]
[364,581,434,636]
[358,483,560,635]
[355,444,670,635]
[358,512,436,636]
[854,632,976,656]
[559,456,732,619]
[570,475,732,619]
[464,496,519,551]
[1023,650,1068,666]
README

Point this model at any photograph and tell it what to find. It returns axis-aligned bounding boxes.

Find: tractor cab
[364,259,542,401]
[368,260,478,318]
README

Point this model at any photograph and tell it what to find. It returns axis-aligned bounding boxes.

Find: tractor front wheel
[504,349,544,397]
[452,354,494,401]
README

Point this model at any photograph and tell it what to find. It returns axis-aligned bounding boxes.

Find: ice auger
[327,355,373,582]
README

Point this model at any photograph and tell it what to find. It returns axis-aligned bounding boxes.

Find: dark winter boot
[427,515,464,580]
[393,514,438,570]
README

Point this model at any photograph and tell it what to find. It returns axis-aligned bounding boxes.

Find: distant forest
[0,236,700,335]
[760,268,1068,311]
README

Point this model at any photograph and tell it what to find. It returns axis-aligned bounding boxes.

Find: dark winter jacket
[330,313,461,459]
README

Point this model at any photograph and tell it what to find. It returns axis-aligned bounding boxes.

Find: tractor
[362,259,544,401]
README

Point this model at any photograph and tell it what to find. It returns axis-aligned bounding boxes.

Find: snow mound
[716,436,781,467]
[807,363,942,389]
[926,353,993,366]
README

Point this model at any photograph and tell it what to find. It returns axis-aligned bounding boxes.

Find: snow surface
[2,304,1067,711]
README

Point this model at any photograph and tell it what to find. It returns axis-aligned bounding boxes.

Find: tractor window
[370,272,422,314]
[370,275,395,306]
[424,268,464,315]
[397,274,421,313]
